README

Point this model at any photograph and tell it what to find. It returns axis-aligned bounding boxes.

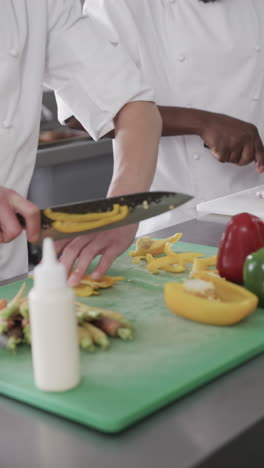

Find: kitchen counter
[1,215,264,468]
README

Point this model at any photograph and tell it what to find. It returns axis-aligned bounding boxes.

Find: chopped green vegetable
[84,323,110,350]
[78,326,95,351]
[117,327,134,341]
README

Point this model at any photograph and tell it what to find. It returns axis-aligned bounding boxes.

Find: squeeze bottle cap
[34,238,67,289]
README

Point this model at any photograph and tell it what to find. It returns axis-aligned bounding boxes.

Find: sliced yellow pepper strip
[74,274,125,296]
[44,204,120,222]
[80,275,125,289]
[146,254,185,274]
[74,285,99,297]
[164,242,204,263]
[164,271,258,326]
[190,256,218,276]
[131,255,146,264]
[164,245,204,266]
[52,205,129,233]
[130,233,182,257]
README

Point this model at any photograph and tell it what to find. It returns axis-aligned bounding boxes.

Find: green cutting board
[1,241,264,433]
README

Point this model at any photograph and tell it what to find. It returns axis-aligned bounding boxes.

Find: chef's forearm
[107,101,162,197]
[66,106,206,138]
[158,106,206,137]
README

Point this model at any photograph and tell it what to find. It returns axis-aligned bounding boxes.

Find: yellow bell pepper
[74,285,99,297]
[74,275,125,296]
[130,233,182,257]
[131,255,147,264]
[164,271,258,326]
[190,256,218,276]
[52,206,129,233]
[80,275,125,289]
[146,254,185,274]
[164,242,204,265]
[44,204,120,222]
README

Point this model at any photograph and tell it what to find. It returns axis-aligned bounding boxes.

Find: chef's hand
[200,112,264,173]
[54,223,138,286]
[0,187,40,243]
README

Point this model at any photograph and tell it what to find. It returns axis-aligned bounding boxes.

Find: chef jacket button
[255,45,261,52]
[253,96,259,101]
[178,54,186,62]
[193,153,200,160]
[2,120,12,129]
[9,48,19,58]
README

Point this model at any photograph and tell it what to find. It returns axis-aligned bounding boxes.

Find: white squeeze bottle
[29,237,80,392]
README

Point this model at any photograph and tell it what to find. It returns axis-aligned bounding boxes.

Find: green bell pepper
[243,247,264,307]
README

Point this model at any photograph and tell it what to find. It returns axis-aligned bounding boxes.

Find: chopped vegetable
[74,275,125,297]
[0,281,134,351]
[190,255,218,277]
[44,204,120,222]
[0,304,19,320]
[75,302,133,329]
[163,243,203,265]
[95,317,133,340]
[46,205,129,233]
[130,233,182,258]
[19,299,29,320]
[164,271,258,326]
[8,282,26,307]
[80,275,125,289]
[83,323,110,350]
[130,233,206,275]
[0,299,7,311]
[78,326,95,351]
[95,317,122,337]
[217,212,264,284]
[117,328,133,341]
[243,247,264,307]
[74,285,99,297]
[146,254,185,274]
[75,302,102,322]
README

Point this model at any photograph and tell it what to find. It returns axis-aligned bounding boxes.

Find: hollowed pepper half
[164,271,258,326]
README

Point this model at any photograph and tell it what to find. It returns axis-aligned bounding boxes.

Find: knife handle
[16,213,26,228]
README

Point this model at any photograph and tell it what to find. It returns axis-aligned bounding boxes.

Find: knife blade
[18,191,192,243]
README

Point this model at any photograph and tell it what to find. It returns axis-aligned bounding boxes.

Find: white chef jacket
[84,0,264,236]
[0,0,154,280]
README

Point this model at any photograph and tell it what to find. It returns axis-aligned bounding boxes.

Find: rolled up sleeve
[44,0,154,140]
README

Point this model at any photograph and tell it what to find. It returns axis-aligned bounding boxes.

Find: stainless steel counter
[1,216,264,468]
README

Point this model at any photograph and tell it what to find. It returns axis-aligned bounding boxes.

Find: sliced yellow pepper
[130,233,182,257]
[131,255,146,264]
[74,285,99,297]
[74,274,125,297]
[190,256,218,276]
[146,254,185,274]
[164,242,204,265]
[164,271,258,326]
[52,205,129,233]
[44,204,120,222]
[80,274,125,289]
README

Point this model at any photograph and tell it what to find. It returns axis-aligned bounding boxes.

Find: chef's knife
[18,191,193,243]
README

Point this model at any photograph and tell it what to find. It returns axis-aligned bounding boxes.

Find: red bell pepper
[217,212,264,284]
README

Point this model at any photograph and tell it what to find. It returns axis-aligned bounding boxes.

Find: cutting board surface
[1,241,264,433]
[197,184,264,218]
